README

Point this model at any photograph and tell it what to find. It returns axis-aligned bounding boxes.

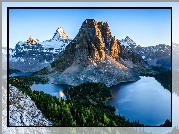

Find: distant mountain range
[44,19,151,86]
[120,36,171,69]
[7,19,173,82]
[8,26,72,72]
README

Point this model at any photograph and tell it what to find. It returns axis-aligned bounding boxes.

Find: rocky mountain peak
[51,19,124,72]
[52,26,68,41]
[25,36,39,45]
[127,36,137,45]
[82,19,96,26]
[73,19,121,65]
[120,36,137,47]
[49,19,144,87]
[80,19,112,38]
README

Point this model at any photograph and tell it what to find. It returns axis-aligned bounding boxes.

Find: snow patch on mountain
[40,40,68,50]
[26,36,39,44]
[120,36,137,47]
[52,26,69,40]
[40,26,71,49]
[120,36,171,69]
[9,26,72,72]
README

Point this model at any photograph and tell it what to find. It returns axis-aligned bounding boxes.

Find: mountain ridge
[9,26,72,72]
[46,19,147,86]
[120,36,171,69]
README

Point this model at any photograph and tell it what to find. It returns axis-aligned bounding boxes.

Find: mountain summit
[9,26,72,72]
[120,36,137,47]
[48,19,146,86]
[51,26,69,41]
[41,26,72,49]
[51,19,124,70]
[25,36,39,44]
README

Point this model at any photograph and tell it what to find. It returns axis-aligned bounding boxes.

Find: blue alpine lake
[28,76,172,126]
[9,72,173,127]
[107,76,171,126]
[144,92,179,134]
[30,84,70,100]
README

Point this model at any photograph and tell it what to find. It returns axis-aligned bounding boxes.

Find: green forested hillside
[9,76,145,127]
[154,71,171,91]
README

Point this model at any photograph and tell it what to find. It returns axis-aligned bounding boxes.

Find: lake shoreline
[9,73,171,126]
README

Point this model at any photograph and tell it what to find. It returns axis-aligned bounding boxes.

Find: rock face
[52,26,69,40]
[49,19,146,87]
[9,85,53,126]
[9,26,72,72]
[75,19,121,64]
[120,36,171,69]
[2,79,52,133]
[26,36,39,44]
[136,44,171,69]
[52,19,145,71]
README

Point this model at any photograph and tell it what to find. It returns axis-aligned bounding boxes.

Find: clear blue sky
[8,8,171,48]
[2,2,178,49]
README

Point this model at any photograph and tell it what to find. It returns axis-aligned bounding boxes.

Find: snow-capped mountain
[120,36,171,69]
[9,26,72,72]
[120,36,137,48]
[26,36,39,44]
[40,26,71,50]
[52,26,69,40]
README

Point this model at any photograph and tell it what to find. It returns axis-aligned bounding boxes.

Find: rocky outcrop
[120,45,147,67]
[25,36,39,45]
[2,77,52,133]
[51,19,123,71]
[49,19,145,86]
[52,26,69,40]
[9,85,53,126]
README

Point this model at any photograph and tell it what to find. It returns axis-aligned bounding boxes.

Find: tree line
[140,66,171,92]
[9,75,171,127]
[10,76,145,127]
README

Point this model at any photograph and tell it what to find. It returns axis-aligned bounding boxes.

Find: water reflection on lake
[144,92,179,134]
[9,72,173,127]
[30,83,70,99]
[107,76,171,126]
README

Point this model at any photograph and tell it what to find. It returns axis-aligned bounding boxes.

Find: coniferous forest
[9,76,147,126]
[140,66,171,92]
[9,63,172,127]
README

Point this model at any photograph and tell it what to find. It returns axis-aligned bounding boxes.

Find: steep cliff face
[49,19,145,86]
[51,19,124,72]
